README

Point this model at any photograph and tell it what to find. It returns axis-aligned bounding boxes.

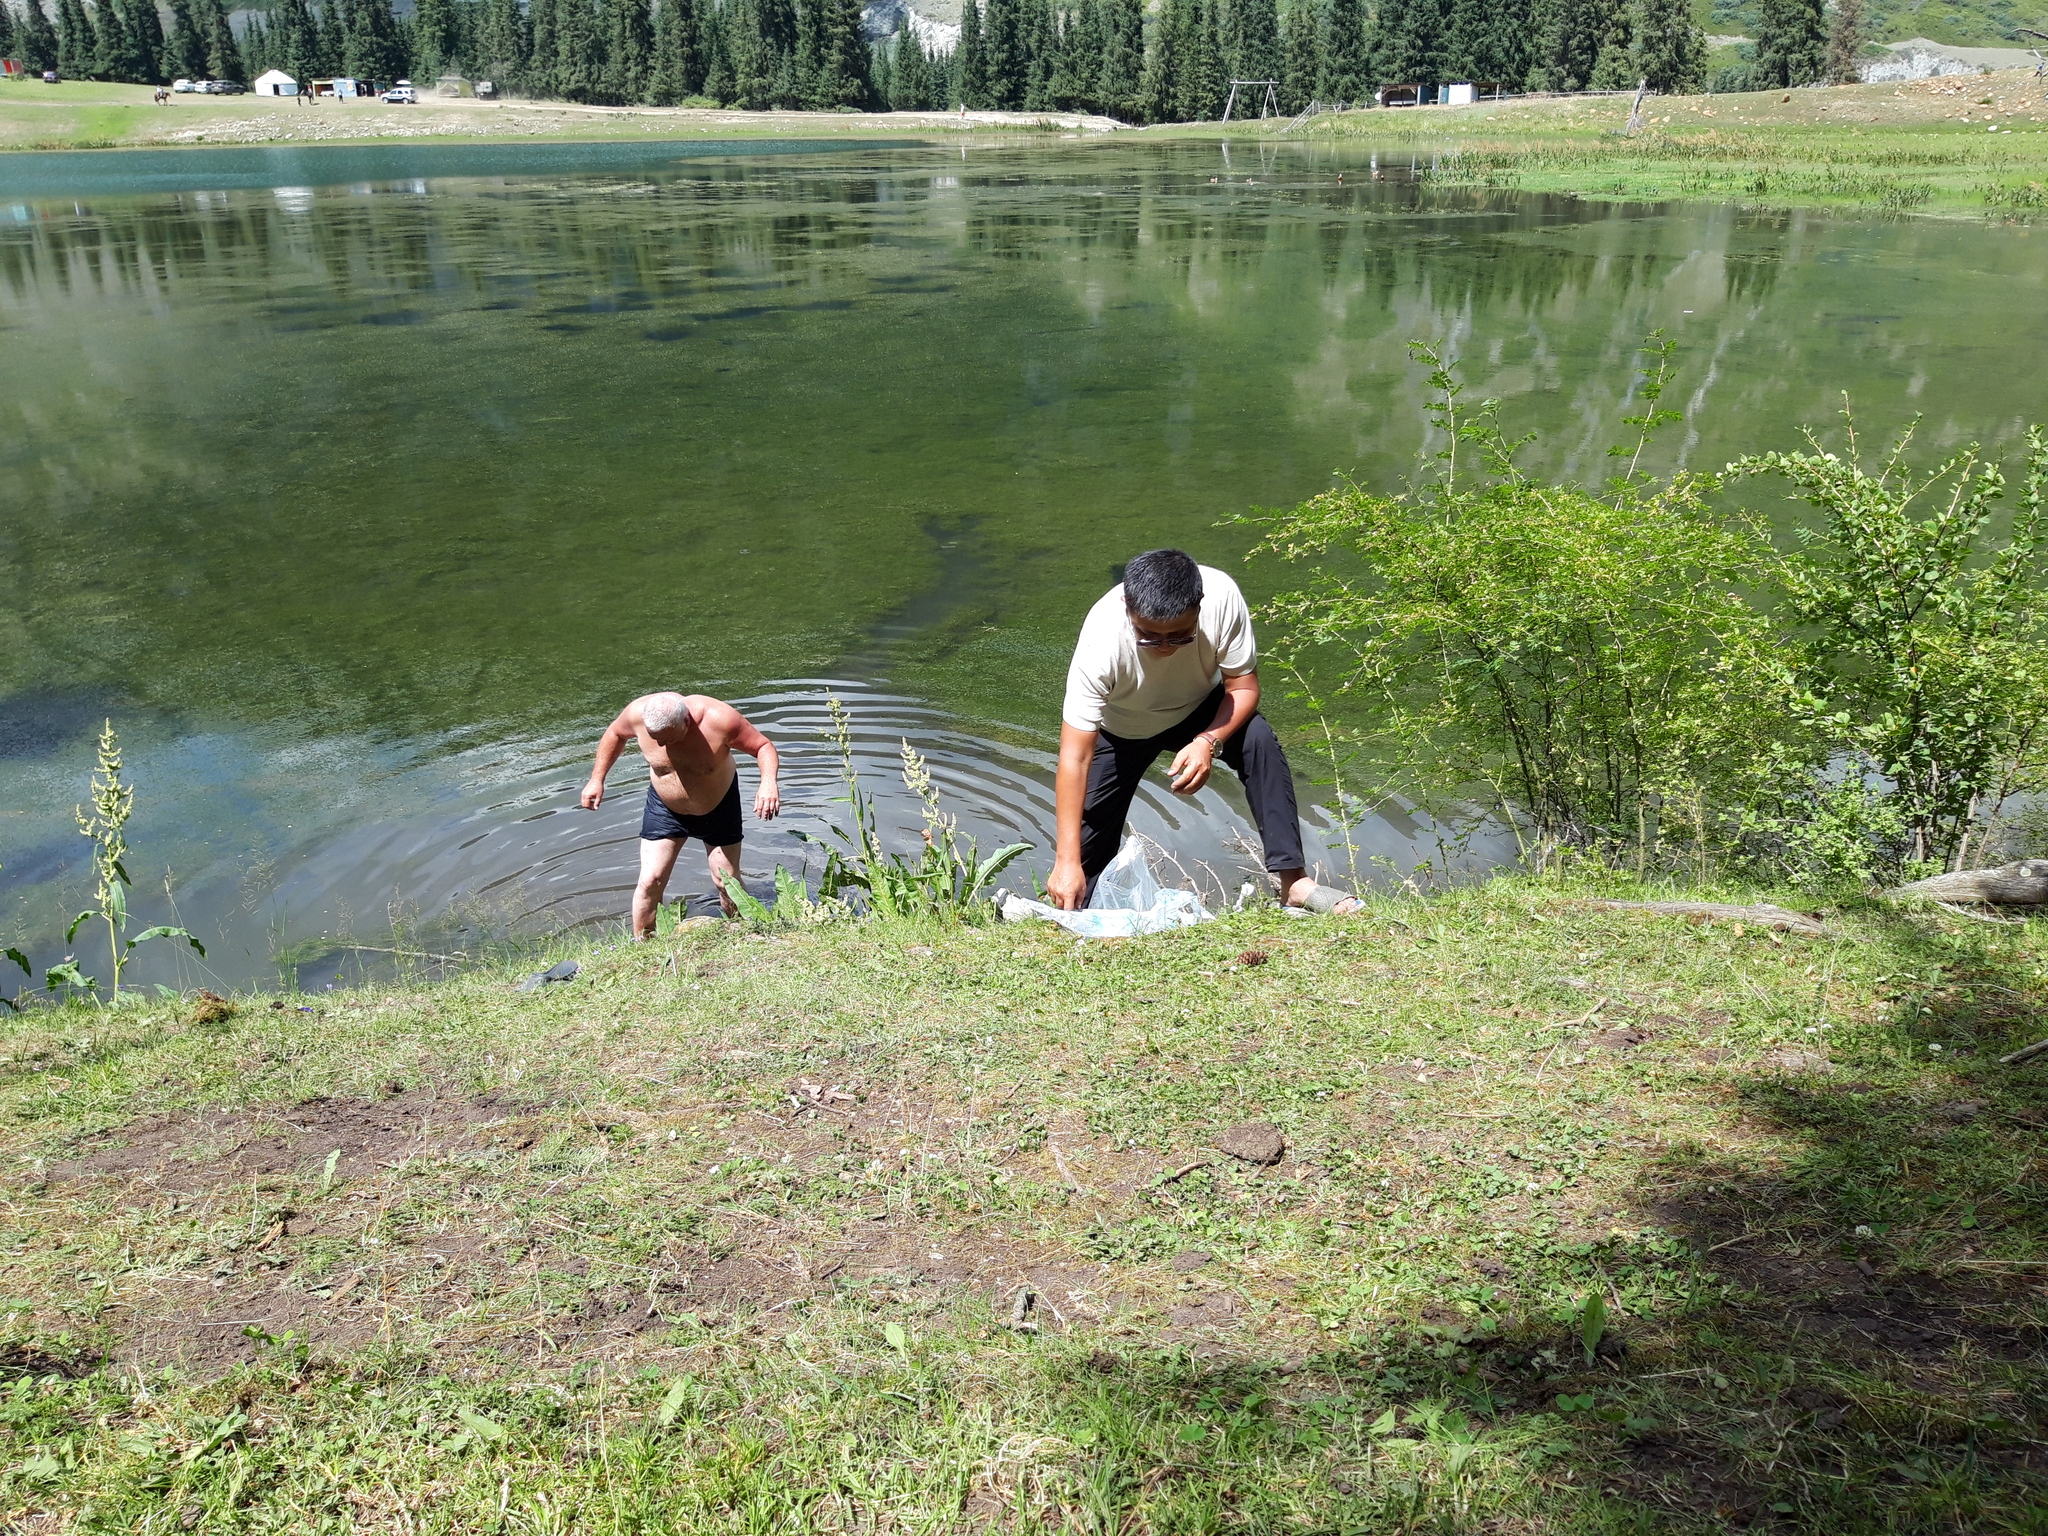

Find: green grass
[1221,75,2048,216]
[5,879,2045,1530]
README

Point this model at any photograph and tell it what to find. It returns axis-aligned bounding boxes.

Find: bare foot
[1281,875,1361,915]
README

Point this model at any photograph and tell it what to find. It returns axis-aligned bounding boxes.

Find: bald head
[642,692,695,739]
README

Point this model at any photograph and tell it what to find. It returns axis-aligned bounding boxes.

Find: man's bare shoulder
[685,695,748,735]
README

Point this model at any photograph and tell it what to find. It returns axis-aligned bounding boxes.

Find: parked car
[475,80,496,99]
[171,78,201,92]
[204,79,245,94]
[381,84,417,103]
[41,69,59,83]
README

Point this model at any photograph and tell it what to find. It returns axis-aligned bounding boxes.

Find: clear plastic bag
[1000,837,1213,938]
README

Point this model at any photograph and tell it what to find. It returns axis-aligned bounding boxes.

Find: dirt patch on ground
[45,1089,548,1204]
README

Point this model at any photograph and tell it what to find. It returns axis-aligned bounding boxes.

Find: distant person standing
[581,692,781,933]
[1046,548,1357,913]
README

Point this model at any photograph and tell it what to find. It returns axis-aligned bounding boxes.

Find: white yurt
[254,69,299,96]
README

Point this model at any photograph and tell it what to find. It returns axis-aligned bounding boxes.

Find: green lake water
[3,137,2044,987]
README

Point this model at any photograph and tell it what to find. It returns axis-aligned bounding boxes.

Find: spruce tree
[1276,0,1317,107]
[981,0,1024,107]
[1822,0,1864,83]
[108,0,163,80]
[1753,0,1823,86]
[344,0,401,78]
[54,0,95,77]
[413,0,457,75]
[525,0,558,90]
[1630,0,1699,90]
[597,0,651,101]
[1050,0,1094,107]
[317,0,348,75]
[0,3,17,66]
[890,25,927,107]
[1023,0,1055,108]
[549,0,600,97]
[956,0,986,105]
[477,0,528,80]
[19,0,52,67]
[1226,0,1280,89]
[1319,0,1367,99]
[1185,0,1224,116]
[268,0,316,81]
[650,0,701,101]
[820,0,871,106]
[704,0,737,99]
[20,0,62,71]
[1135,0,1176,120]
[1095,0,1139,115]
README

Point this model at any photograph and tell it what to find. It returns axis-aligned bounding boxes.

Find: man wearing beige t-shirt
[1046,547,1354,913]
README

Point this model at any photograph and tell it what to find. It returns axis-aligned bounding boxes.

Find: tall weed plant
[1250,342,2048,887]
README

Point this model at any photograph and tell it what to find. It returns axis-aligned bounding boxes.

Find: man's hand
[754,780,781,820]
[1047,857,1088,911]
[1167,736,1217,795]
[580,777,605,811]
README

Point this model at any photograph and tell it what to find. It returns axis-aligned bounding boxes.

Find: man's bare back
[581,692,780,932]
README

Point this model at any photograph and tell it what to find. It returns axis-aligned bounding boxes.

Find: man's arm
[727,712,781,820]
[1165,671,1260,796]
[580,706,639,810]
[1047,722,1098,910]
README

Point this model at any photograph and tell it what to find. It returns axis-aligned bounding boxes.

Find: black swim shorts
[639,776,744,847]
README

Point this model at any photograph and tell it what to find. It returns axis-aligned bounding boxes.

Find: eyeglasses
[1132,627,1199,649]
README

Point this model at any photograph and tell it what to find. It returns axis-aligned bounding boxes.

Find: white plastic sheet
[999,838,1213,938]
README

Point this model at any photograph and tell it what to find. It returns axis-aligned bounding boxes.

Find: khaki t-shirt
[1061,566,1257,738]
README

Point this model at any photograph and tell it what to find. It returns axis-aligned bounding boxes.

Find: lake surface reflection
[2,138,2043,986]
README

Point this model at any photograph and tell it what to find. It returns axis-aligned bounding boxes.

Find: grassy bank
[0,78,1107,152]
[5,882,2045,1531]
[1253,70,2048,215]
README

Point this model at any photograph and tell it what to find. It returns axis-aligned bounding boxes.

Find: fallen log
[1577,900,1827,937]
[1886,860,2048,907]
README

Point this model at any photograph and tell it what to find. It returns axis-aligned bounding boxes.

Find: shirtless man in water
[581,692,781,934]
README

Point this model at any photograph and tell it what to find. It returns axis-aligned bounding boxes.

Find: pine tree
[1135,0,1176,119]
[956,0,986,105]
[1022,0,1056,108]
[550,0,600,97]
[890,25,927,106]
[1823,0,1864,83]
[477,0,528,80]
[1095,0,1140,115]
[1751,0,1821,86]
[318,0,349,75]
[1050,0,1096,108]
[596,0,650,101]
[412,0,457,75]
[981,0,1024,107]
[344,0,401,78]
[1320,0,1367,99]
[820,0,870,106]
[54,0,95,77]
[20,0,62,70]
[1225,0,1279,88]
[107,0,163,80]
[1183,0,1223,116]
[0,2,18,66]
[1276,0,1317,107]
[650,0,700,101]
[1629,0,1699,90]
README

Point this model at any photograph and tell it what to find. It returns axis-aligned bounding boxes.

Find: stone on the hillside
[1215,1122,1285,1165]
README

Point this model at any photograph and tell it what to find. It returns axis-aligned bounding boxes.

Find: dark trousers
[1080,684,1304,898]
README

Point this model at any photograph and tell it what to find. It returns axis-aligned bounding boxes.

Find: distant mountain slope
[1709,0,2048,47]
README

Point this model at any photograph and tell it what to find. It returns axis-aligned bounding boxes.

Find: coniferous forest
[0,0,1757,122]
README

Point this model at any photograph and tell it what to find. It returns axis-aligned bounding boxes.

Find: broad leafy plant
[1248,340,1789,869]
[52,722,205,1001]
[793,696,1029,920]
[1729,415,2048,871]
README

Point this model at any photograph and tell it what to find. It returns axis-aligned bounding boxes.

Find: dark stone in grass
[1215,1122,1285,1165]
[515,959,580,994]
[1933,1100,1984,1123]
[1171,1250,1212,1272]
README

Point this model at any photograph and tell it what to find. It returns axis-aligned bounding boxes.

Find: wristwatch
[1198,731,1222,752]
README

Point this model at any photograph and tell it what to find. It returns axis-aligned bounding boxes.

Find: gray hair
[642,692,693,736]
